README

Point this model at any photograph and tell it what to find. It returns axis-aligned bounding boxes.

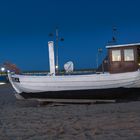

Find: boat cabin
[106,43,140,73]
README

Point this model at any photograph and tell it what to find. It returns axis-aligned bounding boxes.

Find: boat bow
[8,72,23,94]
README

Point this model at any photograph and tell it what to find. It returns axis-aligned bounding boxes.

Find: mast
[48,41,55,75]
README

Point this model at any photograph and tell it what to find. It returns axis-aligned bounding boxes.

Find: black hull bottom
[20,88,140,100]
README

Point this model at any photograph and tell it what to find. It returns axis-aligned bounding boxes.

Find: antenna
[112,26,117,43]
[107,26,118,45]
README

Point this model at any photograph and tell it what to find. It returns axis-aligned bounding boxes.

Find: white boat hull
[8,70,140,99]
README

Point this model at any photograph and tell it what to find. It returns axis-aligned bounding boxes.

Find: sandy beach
[0,84,140,140]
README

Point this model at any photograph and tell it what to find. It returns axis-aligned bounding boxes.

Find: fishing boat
[8,41,140,100]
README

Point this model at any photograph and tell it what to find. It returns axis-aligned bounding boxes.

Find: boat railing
[21,70,96,76]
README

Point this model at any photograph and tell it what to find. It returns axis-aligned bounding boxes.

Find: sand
[0,84,140,140]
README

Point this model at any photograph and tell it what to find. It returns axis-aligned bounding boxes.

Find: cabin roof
[106,43,140,49]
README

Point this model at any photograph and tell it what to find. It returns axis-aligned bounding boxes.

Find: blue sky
[0,0,140,71]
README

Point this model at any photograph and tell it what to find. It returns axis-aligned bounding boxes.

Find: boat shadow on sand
[16,88,140,107]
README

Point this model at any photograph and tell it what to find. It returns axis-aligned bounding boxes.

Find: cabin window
[112,50,121,61]
[124,49,134,61]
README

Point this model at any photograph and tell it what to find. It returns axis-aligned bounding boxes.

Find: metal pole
[49,27,64,74]
[56,27,59,73]
[98,48,104,73]
[100,49,104,73]
[101,55,104,73]
[96,53,99,70]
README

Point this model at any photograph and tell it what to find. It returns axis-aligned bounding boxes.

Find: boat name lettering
[12,77,20,83]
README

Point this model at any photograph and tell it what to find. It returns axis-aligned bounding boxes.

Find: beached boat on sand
[8,42,140,100]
